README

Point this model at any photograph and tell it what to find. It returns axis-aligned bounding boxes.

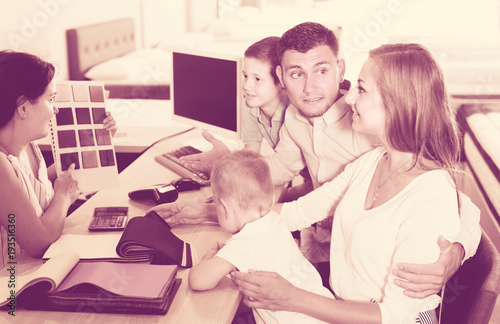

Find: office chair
[440,230,500,324]
[340,79,351,91]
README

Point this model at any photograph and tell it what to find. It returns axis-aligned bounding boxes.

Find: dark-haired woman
[0,51,116,266]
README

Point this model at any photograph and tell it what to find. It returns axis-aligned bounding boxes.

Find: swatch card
[50,81,119,192]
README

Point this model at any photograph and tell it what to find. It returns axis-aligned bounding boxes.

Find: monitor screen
[171,49,241,139]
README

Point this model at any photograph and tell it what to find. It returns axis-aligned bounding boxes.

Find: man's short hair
[277,22,340,64]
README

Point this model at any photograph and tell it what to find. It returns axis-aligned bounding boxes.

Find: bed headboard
[67,18,136,80]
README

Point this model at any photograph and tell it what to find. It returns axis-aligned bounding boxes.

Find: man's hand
[179,131,230,174]
[148,201,217,226]
[393,236,463,298]
[231,270,297,311]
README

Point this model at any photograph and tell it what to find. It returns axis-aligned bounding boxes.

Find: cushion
[84,48,171,82]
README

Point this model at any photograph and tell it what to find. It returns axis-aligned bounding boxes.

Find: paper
[51,81,119,192]
[0,251,79,307]
[42,234,122,260]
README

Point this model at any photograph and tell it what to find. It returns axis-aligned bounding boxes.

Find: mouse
[172,178,201,192]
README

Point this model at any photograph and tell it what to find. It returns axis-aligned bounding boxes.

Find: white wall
[0,0,499,83]
[194,0,500,87]
[309,0,500,85]
[0,0,186,80]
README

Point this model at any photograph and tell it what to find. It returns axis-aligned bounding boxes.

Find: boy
[240,36,288,152]
[188,150,332,323]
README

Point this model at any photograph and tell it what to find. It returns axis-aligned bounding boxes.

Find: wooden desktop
[2,128,242,323]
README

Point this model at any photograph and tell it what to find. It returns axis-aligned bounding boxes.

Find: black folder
[116,210,193,268]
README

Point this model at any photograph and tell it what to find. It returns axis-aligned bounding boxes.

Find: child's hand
[201,241,223,261]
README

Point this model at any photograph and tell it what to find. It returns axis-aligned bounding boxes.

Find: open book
[0,251,180,314]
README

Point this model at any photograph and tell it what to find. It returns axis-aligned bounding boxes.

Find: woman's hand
[53,163,79,205]
[231,270,297,311]
[103,111,117,137]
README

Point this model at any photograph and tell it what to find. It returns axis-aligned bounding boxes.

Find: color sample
[95,129,111,145]
[56,108,74,126]
[99,149,115,167]
[75,107,92,124]
[57,130,77,148]
[78,129,95,147]
[89,85,105,102]
[60,152,80,171]
[52,81,119,192]
[92,107,106,124]
[72,84,90,102]
[54,84,72,102]
[82,150,98,169]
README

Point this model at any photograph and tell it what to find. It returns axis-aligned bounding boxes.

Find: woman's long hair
[369,43,462,191]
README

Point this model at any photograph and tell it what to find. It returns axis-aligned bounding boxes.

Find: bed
[66,18,171,99]
[65,11,343,100]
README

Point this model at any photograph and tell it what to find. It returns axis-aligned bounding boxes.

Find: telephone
[128,184,179,204]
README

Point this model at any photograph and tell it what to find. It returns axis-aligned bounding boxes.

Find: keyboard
[154,146,210,185]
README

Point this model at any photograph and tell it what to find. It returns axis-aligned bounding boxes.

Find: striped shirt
[0,142,54,268]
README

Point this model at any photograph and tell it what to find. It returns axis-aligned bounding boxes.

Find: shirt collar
[273,94,289,123]
[322,91,352,126]
[254,94,289,124]
[234,210,279,237]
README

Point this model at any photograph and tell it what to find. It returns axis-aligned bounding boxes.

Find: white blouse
[0,142,54,268]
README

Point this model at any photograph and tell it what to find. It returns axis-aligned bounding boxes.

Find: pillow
[84,48,171,81]
[84,57,141,80]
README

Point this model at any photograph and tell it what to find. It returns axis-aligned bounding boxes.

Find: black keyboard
[154,146,210,185]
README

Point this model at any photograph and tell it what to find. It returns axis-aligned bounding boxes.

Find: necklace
[372,154,413,204]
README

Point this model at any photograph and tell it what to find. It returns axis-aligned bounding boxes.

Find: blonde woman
[232,43,467,324]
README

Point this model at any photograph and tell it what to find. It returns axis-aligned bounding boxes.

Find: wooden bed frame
[66,18,169,99]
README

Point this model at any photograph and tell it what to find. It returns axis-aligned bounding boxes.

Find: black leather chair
[440,230,500,324]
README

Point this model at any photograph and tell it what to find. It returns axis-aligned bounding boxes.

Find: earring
[22,114,26,120]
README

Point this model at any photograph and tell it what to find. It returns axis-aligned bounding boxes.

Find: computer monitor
[170,49,242,140]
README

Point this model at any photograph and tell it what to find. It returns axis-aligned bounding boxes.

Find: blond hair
[211,150,274,213]
[369,43,461,188]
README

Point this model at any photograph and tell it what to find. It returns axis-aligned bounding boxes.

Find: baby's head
[211,150,274,233]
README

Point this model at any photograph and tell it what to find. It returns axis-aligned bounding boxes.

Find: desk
[2,128,241,324]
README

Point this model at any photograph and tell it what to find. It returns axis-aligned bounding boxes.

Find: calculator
[88,207,129,231]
